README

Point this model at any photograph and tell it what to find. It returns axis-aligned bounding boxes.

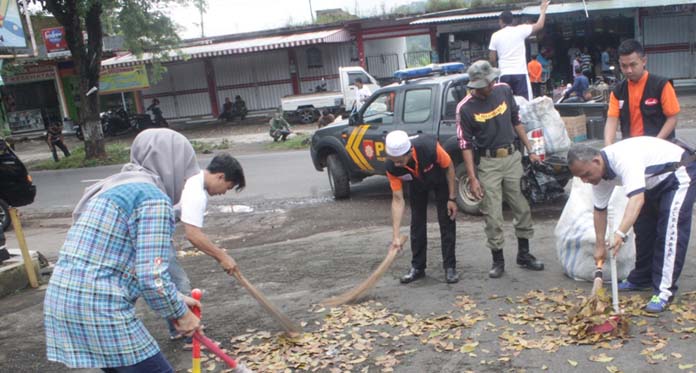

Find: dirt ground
[4,95,696,372]
[3,195,696,373]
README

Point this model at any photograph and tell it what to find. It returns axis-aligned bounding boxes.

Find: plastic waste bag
[554,178,636,282]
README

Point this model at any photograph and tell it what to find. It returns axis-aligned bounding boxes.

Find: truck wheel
[327,154,350,199]
[455,163,482,215]
[298,108,317,124]
[0,199,10,231]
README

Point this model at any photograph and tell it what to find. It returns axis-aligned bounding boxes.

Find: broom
[321,235,408,307]
[232,269,303,337]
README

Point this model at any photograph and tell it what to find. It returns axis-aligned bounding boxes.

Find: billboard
[42,26,70,57]
[0,0,26,48]
[100,65,150,94]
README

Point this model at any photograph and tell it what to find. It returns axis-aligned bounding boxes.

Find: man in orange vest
[528,55,543,98]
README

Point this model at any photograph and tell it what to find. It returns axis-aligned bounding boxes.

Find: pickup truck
[310,63,607,214]
[281,66,380,124]
[310,63,484,211]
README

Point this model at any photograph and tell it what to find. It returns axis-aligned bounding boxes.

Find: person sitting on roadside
[318,109,335,128]
[44,129,202,372]
[563,65,590,103]
[233,95,248,121]
[269,109,292,142]
[46,120,70,162]
[218,97,234,122]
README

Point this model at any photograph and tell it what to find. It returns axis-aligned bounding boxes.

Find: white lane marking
[81,179,103,183]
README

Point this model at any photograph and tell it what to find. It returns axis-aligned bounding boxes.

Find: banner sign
[3,64,55,84]
[42,26,71,57]
[99,65,150,94]
[0,0,27,48]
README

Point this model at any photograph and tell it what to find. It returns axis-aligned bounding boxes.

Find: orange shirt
[607,71,680,137]
[387,143,452,192]
[528,59,542,83]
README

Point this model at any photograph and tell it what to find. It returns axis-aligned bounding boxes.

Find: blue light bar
[438,62,466,74]
[393,62,466,81]
[393,66,433,81]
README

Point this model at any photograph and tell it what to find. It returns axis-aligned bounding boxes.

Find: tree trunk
[45,0,106,159]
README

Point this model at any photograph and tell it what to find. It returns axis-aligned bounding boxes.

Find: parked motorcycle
[0,138,37,231]
[100,107,135,136]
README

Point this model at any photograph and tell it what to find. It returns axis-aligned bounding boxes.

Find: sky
[169,0,419,39]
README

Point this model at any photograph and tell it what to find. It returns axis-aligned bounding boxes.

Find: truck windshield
[362,92,394,124]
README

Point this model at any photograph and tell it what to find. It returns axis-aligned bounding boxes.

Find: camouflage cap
[467,60,500,89]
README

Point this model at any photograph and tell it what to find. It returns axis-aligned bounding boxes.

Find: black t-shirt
[457,84,521,150]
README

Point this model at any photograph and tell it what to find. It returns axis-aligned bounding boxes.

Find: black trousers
[51,140,70,162]
[409,180,456,271]
[628,161,696,301]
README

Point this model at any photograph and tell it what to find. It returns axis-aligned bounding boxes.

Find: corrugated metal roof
[102,28,351,67]
[521,0,696,15]
[410,10,521,25]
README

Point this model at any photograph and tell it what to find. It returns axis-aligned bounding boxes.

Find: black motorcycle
[100,107,135,137]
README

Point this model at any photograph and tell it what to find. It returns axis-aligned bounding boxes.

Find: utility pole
[309,0,315,23]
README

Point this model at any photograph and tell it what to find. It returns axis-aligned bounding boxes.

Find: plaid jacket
[44,183,187,368]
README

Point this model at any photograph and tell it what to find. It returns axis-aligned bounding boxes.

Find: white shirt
[177,171,208,228]
[488,24,533,75]
[355,86,372,109]
[592,137,685,209]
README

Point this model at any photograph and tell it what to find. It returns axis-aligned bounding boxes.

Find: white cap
[385,130,412,157]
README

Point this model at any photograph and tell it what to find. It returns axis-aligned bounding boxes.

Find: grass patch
[265,133,311,150]
[29,143,131,170]
[190,139,231,154]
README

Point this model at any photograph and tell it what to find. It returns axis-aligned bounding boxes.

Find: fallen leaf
[460,342,479,353]
[589,353,615,363]
[679,364,695,370]
[606,366,622,373]
[568,359,578,367]
[672,352,683,359]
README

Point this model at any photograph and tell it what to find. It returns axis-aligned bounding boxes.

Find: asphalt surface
[4,128,696,372]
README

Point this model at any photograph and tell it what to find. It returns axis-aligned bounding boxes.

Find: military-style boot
[489,250,505,278]
[517,238,544,271]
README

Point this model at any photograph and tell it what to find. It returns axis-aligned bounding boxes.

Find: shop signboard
[3,64,55,84]
[8,109,44,134]
[42,26,71,57]
[0,0,26,48]
[99,65,149,94]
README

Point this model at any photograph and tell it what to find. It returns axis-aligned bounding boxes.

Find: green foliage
[28,143,131,170]
[316,11,358,25]
[425,0,467,12]
[265,134,311,150]
[190,139,231,154]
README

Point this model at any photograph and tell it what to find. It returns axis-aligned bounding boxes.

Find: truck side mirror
[348,111,362,126]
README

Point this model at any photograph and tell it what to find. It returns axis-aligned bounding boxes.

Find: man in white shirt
[166,153,246,345]
[354,78,372,111]
[568,138,696,313]
[489,0,549,100]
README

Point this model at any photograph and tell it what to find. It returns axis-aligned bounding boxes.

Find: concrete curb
[0,249,42,298]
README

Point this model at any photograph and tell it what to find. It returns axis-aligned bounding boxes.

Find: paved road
[24,149,391,214]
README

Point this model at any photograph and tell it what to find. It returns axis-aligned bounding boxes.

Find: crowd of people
[41,2,690,372]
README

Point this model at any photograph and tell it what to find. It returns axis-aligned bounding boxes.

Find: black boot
[445,268,459,284]
[489,250,505,278]
[517,238,544,271]
[400,268,425,284]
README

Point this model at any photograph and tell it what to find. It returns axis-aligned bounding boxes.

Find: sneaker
[617,280,651,292]
[645,295,669,313]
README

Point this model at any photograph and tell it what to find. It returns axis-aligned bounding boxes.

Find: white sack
[554,178,636,282]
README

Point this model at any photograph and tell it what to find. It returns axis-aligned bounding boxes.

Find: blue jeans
[166,244,192,341]
[101,351,173,373]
